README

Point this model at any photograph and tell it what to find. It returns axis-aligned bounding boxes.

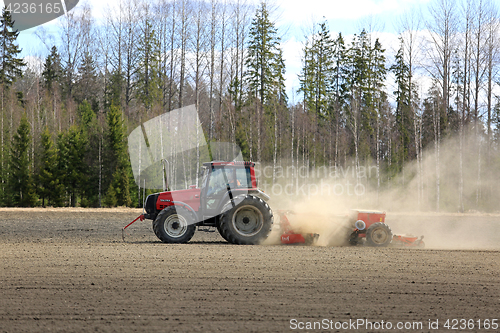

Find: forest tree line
[1,0,500,212]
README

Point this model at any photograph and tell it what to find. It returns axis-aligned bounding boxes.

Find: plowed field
[1,209,499,332]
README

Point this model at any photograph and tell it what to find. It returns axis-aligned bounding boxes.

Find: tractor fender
[252,189,270,201]
[216,189,269,213]
[218,194,248,214]
[218,194,272,218]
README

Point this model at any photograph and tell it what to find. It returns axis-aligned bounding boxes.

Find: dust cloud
[262,197,354,247]
[258,131,500,250]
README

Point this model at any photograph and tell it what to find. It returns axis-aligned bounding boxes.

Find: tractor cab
[138,160,273,245]
[200,161,258,216]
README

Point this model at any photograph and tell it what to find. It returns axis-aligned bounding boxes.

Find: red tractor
[125,161,273,245]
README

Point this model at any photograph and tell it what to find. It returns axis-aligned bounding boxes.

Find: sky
[13,0,434,101]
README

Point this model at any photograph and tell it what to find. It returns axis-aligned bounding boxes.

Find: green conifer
[8,114,37,206]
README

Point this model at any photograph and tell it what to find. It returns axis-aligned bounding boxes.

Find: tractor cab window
[205,167,234,210]
[207,167,234,196]
[235,167,252,188]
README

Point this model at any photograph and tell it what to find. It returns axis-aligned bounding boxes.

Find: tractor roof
[203,161,255,167]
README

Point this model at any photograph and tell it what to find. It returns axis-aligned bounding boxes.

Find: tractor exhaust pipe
[161,159,169,191]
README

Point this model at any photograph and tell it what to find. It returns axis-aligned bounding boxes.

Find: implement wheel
[366,222,393,247]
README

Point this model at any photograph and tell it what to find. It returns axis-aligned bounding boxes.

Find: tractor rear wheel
[219,196,273,245]
[153,206,196,243]
[365,222,392,247]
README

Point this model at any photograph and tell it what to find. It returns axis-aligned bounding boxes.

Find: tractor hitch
[122,214,145,241]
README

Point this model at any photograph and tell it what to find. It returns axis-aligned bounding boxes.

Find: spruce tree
[104,104,132,207]
[299,42,315,110]
[106,70,124,110]
[74,53,99,108]
[299,21,334,118]
[330,32,349,166]
[77,99,96,130]
[332,33,348,109]
[344,30,368,162]
[0,8,24,86]
[42,46,62,92]
[37,127,64,207]
[245,2,283,104]
[244,2,285,161]
[272,47,287,104]
[345,30,387,160]
[0,8,25,206]
[8,114,36,206]
[390,38,413,172]
[136,20,161,110]
[77,100,101,207]
[57,126,88,207]
[368,38,387,154]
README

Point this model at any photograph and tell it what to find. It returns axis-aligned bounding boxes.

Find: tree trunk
[1,87,4,199]
[218,4,226,124]
[99,136,102,207]
[376,112,380,205]
[433,100,440,212]
[273,105,277,184]
[168,0,177,111]
[178,0,187,109]
[209,0,216,141]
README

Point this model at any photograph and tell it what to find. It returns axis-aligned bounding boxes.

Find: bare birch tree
[59,3,93,102]
[424,0,459,211]
[397,7,423,208]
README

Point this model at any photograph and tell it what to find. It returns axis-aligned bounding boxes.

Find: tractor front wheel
[219,196,273,245]
[153,206,196,243]
[365,222,392,247]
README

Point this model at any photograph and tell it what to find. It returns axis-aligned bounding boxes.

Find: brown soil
[0,209,499,332]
